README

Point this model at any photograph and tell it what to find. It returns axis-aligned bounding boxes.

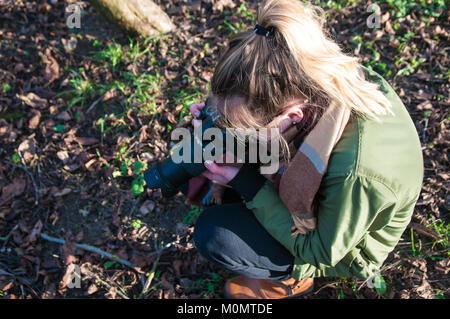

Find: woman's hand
[202,160,240,184]
[189,102,205,128]
[189,102,204,118]
[190,102,241,184]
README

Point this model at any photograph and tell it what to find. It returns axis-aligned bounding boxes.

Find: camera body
[143,104,223,197]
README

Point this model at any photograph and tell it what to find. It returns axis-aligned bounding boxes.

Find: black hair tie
[253,23,272,37]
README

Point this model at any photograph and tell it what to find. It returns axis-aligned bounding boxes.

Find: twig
[422,118,428,144]
[86,89,116,114]
[0,224,19,252]
[86,94,104,114]
[128,196,141,218]
[0,268,15,277]
[40,233,134,269]
[313,281,340,295]
[141,251,161,296]
[6,160,39,206]
[85,271,129,299]
[141,236,175,297]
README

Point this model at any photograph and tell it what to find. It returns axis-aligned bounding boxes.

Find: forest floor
[0,0,448,299]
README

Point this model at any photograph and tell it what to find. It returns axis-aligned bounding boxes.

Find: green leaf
[133,160,146,175]
[120,163,128,175]
[53,124,65,132]
[131,176,145,195]
[11,152,21,164]
[1,113,24,120]
[132,219,142,229]
[374,275,387,295]
[3,83,11,92]
[104,261,116,269]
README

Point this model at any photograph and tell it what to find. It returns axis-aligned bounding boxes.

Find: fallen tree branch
[40,233,134,269]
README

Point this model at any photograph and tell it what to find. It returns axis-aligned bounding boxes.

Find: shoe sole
[222,283,314,299]
[282,283,315,299]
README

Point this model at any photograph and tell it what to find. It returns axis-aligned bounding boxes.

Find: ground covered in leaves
[0,0,448,299]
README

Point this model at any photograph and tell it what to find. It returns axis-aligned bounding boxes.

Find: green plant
[335,283,346,299]
[104,261,118,269]
[183,205,202,225]
[373,274,387,295]
[380,0,447,19]
[66,68,96,109]
[53,124,65,132]
[11,152,21,164]
[435,289,445,299]
[131,175,145,196]
[127,37,151,63]
[3,83,11,93]
[218,18,247,37]
[234,3,256,21]
[92,40,124,69]
[132,219,142,229]
[190,272,223,298]
[428,218,449,251]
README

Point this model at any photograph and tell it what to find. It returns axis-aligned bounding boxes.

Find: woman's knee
[193,205,230,258]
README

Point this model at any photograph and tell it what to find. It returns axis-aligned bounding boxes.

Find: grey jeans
[192,189,295,281]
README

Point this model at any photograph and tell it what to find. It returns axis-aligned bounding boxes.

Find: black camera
[143,102,224,198]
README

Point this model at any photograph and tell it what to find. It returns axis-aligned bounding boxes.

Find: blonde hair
[211,0,393,134]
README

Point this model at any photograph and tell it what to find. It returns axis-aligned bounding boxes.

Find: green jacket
[246,67,424,280]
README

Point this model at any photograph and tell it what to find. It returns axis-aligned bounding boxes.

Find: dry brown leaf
[18,138,35,161]
[28,110,41,130]
[18,92,48,109]
[56,111,71,121]
[87,284,98,295]
[24,219,43,244]
[43,48,60,84]
[1,178,26,203]
[138,125,148,144]
[56,150,70,164]
[0,281,14,291]
[63,163,80,172]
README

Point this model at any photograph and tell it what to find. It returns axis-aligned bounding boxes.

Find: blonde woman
[187,0,423,299]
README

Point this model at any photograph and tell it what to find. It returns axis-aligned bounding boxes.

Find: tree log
[87,0,175,36]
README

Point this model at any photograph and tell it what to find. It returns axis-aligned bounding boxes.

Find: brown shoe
[224,276,314,299]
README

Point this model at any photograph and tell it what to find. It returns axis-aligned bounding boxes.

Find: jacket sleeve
[245,174,398,268]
